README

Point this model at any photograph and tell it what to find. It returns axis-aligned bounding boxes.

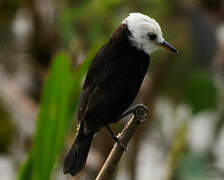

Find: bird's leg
[106,104,148,152]
[106,125,127,152]
[119,104,148,122]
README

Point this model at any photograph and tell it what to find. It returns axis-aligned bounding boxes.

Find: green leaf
[17,156,32,180]
[31,52,73,180]
[18,52,73,180]
[184,71,218,114]
[17,42,104,180]
[177,153,210,180]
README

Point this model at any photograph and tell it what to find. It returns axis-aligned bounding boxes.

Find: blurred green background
[0,0,224,180]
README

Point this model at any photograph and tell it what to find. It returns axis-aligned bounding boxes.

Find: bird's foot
[120,104,148,122]
[106,126,127,152]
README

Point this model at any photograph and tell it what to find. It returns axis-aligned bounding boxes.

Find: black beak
[159,40,179,54]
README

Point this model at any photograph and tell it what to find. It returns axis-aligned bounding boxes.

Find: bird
[63,12,178,176]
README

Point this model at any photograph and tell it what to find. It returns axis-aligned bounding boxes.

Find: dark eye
[148,33,157,41]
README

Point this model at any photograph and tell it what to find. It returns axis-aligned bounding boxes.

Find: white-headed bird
[63,13,178,176]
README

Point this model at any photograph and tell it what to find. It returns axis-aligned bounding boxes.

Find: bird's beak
[158,40,179,54]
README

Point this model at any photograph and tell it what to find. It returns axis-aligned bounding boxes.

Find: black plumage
[63,23,149,176]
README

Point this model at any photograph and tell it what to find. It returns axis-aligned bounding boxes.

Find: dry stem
[95,105,148,180]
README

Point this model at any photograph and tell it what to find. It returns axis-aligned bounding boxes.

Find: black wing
[78,24,149,133]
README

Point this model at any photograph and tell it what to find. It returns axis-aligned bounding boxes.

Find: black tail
[63,126,94,176]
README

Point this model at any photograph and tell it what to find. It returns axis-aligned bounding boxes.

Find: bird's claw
[120,104,148,122]
[132,104,148,122]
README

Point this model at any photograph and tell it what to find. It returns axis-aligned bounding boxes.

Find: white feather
[122,13,164,55]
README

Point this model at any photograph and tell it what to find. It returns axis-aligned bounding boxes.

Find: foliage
[0,105,15,153]
[18,52,73,180]
[167,122,188,180]
[17,40,103,179]
[185,71,218,114]
[177,153,210,180]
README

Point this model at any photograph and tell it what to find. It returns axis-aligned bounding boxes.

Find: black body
[63,24,150,176]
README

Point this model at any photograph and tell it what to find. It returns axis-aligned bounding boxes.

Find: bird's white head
[123,13,178,55]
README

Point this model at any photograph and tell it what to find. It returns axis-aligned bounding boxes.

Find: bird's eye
[148,33,157,41]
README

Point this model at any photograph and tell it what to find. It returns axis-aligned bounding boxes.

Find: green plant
[18,52,73,180]
[18,41,103,180]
